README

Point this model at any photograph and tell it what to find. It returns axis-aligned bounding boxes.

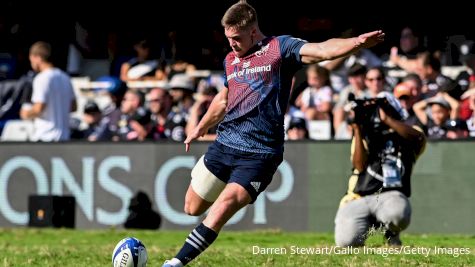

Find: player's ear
[250,26,257,37]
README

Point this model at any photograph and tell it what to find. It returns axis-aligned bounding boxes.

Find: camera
[346,93,403,132]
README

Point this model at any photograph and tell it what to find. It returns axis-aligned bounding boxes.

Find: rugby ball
[112,237,148,267]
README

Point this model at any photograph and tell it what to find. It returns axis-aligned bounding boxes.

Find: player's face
[225,26,255,57]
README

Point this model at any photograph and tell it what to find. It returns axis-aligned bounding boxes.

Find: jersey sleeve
[277,35,307,64]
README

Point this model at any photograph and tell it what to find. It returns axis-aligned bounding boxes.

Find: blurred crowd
[1,25,475,142]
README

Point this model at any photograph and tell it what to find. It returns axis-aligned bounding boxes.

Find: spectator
[168,74,195,113]
[286,116,309,140]
[413,92,459,139]
[416,52,457,98]
[114,89,150,141]
[455,41,475,119]
[120,39,166,82]
[320,28,382,93]
[365,67,388,97]
[333,64,369,139]
[388,26,427,73]
[462,90,475,137]
[146,87,187,141]
[393,73,423,126]
[454,40,475,99]
[20,41,76,142]
[295,64,333,121]
[186,85,218,141]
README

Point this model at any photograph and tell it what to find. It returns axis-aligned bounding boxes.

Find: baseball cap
[427,96,451,110]
[169,74,194,91]
[84,101,100,114]
[459,40,475,63]
[288,117,307,130]
[393,82,411,99]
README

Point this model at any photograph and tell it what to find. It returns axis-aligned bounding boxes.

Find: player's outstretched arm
[300,30,385,64]
[184,87,228,152]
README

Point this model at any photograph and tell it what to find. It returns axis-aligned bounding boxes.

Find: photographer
[334,92,426,247]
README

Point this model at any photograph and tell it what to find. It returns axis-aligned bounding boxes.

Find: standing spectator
[20,41,76,142]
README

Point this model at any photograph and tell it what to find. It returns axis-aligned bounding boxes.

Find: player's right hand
[184,126,207,152]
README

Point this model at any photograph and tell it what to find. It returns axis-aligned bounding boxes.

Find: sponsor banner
[0,142,308,230]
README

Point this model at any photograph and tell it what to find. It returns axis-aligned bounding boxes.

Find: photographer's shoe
[384,230,402,246]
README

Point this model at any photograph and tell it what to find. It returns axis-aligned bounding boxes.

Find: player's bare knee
[184,201,205,216]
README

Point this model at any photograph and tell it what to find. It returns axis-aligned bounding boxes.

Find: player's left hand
[356,30,385,49]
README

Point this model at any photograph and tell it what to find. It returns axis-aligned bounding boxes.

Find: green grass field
[0,228,474,266]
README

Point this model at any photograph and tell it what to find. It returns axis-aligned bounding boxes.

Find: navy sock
[175,223,218,265]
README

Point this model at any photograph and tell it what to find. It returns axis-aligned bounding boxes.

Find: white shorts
[191,155,226,202]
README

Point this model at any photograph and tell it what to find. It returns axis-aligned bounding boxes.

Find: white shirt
[31,68,75,141]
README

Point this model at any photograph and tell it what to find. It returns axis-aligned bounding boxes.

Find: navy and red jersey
[216,35,306,154]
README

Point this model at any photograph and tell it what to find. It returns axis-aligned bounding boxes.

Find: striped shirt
[216,35,306,154]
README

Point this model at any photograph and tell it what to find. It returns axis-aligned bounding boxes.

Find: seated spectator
[454,40,475,100]
[333,64,369,139]
[114,89,151,141]
[186,84,218,141]
[455,41,475,119]
[393,73,423,127]
[71,101,111,141]
[413,92,459,139]
[286,117,309,140]
[295,64,333,121]
[146,87,187,142]
[320,28,382,93]
[463,90,475,137]
[387,26,428,73]
[168,74,195,113]
[365,67,389,97]
[120,39,166,82]
[416,52,458,98]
